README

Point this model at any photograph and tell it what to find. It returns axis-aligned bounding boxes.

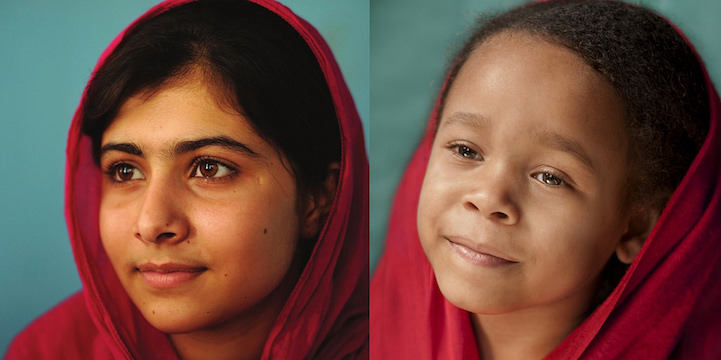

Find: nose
[134,176,189,244]
[462,166,520,225]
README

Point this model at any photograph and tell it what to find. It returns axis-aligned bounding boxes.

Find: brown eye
[458,146,476,158]
[192,159,235,179]
[199,161,218,177]
[449,143,482,160]
[111,164,144,182]
[532,172,566,187]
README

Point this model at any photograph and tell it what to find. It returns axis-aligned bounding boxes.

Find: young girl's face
[418,32,634,316]
[99,77,305,334]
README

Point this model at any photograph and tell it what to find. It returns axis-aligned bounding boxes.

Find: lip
[445,236,519,267]
[136,263,207,289]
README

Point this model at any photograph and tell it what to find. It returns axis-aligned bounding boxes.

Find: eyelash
[103,157,238,184]
[444,142,571,189]
[190,156,238,183]
[104,161,143,184]
[531,170,570,188]
[447,142,483,161]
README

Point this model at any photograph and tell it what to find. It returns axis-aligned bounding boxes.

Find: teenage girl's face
[418,32,633,316]
[99,78,305,334]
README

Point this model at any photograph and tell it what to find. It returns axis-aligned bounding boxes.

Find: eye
[448,143,482,160]
[192,158,236,179]
[532,172,567,187]
[458,146,476,158]
[108,163,145,182]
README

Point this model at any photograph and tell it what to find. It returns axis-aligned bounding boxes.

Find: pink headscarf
[6,1,368,358]
[370,2,721,359]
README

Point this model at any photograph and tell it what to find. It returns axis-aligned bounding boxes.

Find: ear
[616,206,661,264]
[300,162,340,239]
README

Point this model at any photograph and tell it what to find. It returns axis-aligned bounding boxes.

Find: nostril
[136,231,177,243]
[157,232,176,241]
[464,199,514,222]
[492,211,508,219]
[465,202,480,211]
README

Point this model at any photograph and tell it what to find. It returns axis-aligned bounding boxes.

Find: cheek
[200,198,300,319]
[418,150,470,276]
[98,195,134,265]
[528,202,624,284]
[417,154,447,244]
[199,191,301,275]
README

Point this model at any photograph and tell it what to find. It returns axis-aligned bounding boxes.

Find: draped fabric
[6,1,369,358]
[370,4,721,359]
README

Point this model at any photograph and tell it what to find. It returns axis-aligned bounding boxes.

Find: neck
[170,255,304,360]
[471,285,595,360]
[169,312,274,360]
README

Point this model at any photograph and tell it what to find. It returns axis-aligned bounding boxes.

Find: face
[99,78,306,334]
[418,32,634,316]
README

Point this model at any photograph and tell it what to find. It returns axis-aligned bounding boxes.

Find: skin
[418,31,651,360]
[99,76,324,360]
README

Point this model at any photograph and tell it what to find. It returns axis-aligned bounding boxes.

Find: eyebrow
[174,136,259,157]
[100,142,143,157]
[538,130,595,171]
[100,136,260,159]
[440,111,490,131]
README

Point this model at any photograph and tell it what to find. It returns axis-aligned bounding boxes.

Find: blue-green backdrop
[2,0,721,354]
[369,0,721,274]
[0,0,368,353]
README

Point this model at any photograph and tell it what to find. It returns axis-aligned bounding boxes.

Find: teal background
[2,0,721,354]
[0,0,368,354]
[369,0,721,273]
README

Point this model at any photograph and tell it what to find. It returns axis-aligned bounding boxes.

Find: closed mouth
[445,236,519,266]
[136,263,207,289]
[136,262,207,273]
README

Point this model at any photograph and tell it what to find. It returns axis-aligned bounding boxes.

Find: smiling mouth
[445,238,519,267]
[136,263,207,289]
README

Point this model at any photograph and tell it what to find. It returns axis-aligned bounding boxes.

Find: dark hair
[438,0,709,306]
[81,0,340,201]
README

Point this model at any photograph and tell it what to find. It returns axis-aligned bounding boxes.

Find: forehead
[443,31,629,146]
[106,80,241,135]
[453,31,609,110]
[101,79,272,161]
[438,32,631,183]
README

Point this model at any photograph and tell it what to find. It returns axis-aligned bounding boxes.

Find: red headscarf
[370,4,721,360]
[6,0,368,359]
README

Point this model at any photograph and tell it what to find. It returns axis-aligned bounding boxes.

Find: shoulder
[4,291,113,359]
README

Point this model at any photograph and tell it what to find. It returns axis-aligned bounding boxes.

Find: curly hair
[439,0,709,211]
[437,0,709,307]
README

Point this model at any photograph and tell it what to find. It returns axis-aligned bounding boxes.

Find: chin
[435,273,521,316]
[443,291,515,316]
[147,316,216,335]
[137,303,216,334]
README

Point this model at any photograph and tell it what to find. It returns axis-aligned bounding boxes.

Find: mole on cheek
[264,228,268,234]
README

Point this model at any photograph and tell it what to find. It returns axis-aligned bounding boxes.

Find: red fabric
[5,0,368,359]
[370,8,721,360]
